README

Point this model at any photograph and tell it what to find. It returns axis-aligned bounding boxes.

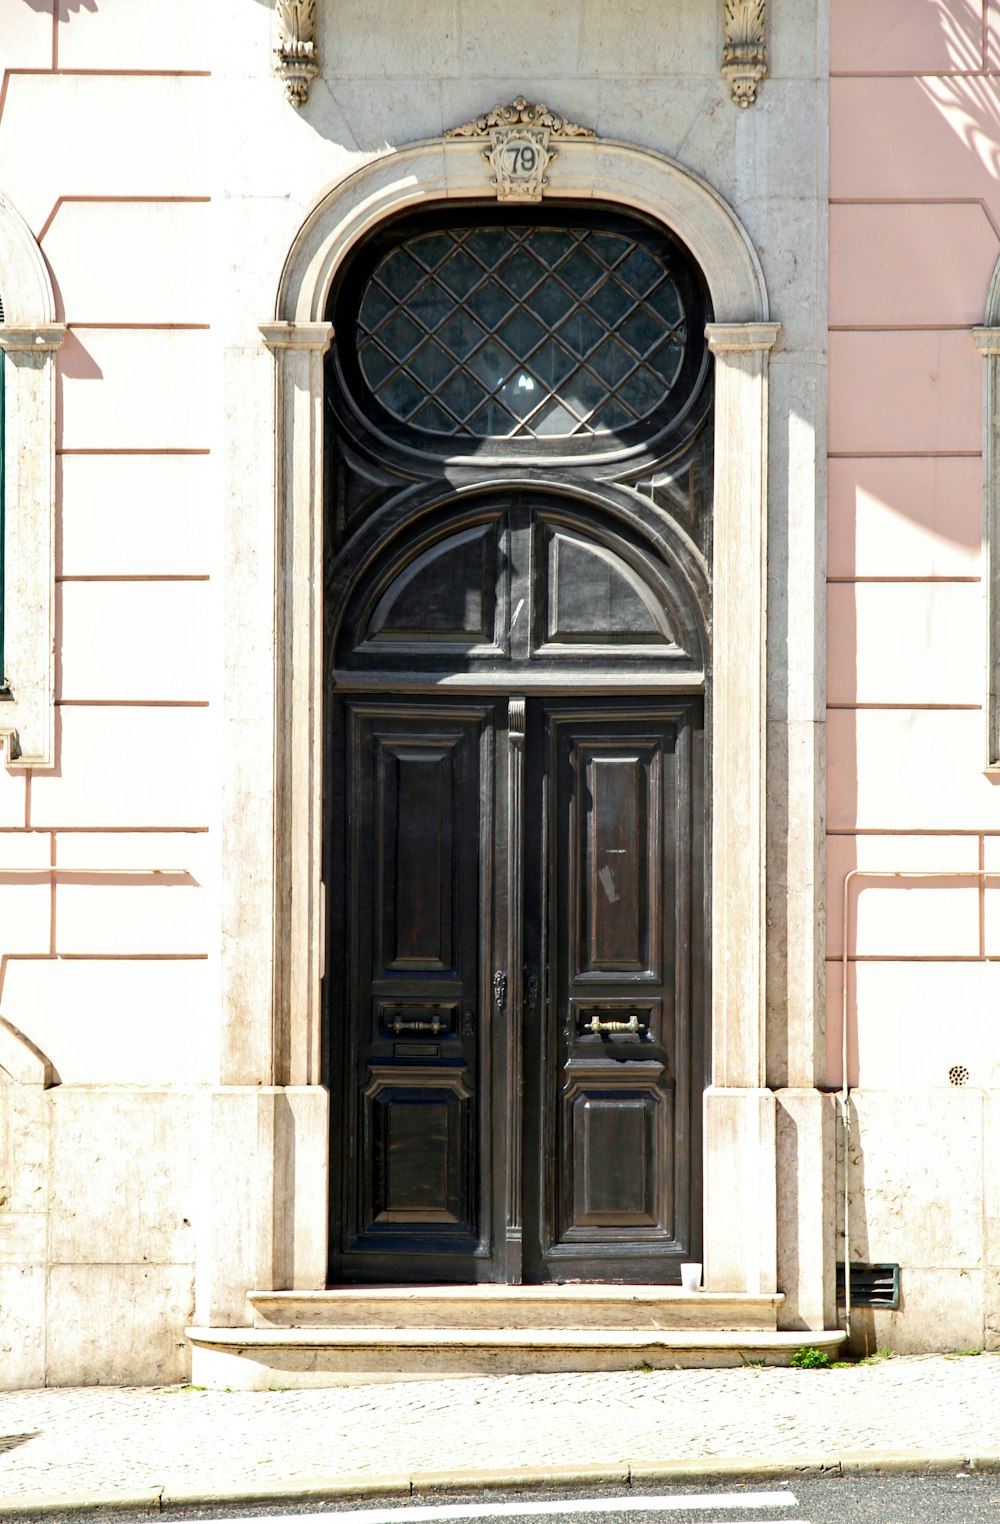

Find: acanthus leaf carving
[446,97,595,203]
[274,0,320,109]
[722,0,767,109]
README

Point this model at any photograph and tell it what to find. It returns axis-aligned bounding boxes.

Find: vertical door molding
[504,695,526,1280]
[703,320,780,1295]
[260,321,333,1087]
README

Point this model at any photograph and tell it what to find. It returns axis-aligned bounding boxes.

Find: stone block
[60,329,212,452]
[56,0,209,70]
[986,1266,1000,1350]
[775,1089,837,1330]
[61,454,213,579]
[48,1088,199,1265]
[46,1263,193,1385]
[42,200,211,325]
[28,705,213,828]
[829,330,981,456]
[578,0,716,78]
[827,456,983,581]
[703,1088,777,1295]
[846,1090,984,1269]
[0,960,213,1085]
[848,1267,984,1358]
[0,833,54,954]
[827,582,983,708]
[57,582,213,705]
[825,833,979,957]
[326,0,460,77]
[0,75,210,233]
[826,709,1000,833]
[831,77,1000,201]
[5,3,53,70]
[0,1265,46,1388]
[830,203,998,327]
[195,1086,329,1327]
[832,0,982,74]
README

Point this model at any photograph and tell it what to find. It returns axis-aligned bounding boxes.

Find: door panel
[329,696,702,1285]
[329,701,495,1282]
[522,703,697,1282]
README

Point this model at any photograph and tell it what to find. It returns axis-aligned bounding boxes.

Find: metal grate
[836,1262,900,1309]
[356,225,687,440]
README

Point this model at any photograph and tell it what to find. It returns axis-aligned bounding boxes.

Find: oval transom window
[356,225,690,440]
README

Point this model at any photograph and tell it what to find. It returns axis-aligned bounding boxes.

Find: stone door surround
[206,126,784,1322]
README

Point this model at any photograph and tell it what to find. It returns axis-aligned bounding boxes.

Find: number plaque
[445,97,595,204]
[486,127,552,202]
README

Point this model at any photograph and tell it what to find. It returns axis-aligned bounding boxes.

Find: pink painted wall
[828,0,1000,1089]
[0,0,215,1089]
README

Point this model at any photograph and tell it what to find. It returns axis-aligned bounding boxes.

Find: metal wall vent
[949,1064,970,1086]
[836,1262,900,1310]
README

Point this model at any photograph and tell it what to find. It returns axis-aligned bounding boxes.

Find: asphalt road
[70,1474,1000,1524]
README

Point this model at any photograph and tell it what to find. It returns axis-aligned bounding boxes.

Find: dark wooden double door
[328,691,705,1284]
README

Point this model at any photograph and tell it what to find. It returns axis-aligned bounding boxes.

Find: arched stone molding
[0,188,65,770]
[216,130,784,1316]
[973,257,1000,767]
[0,1013,53,1087]
[275,137,768,327]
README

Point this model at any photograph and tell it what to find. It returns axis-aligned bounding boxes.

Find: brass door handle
[391,1014,444,1035]
[584,1012,646,1035]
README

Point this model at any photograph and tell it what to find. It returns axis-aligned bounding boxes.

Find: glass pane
[379,249,425,299]
[438,311,488,360]
[498,247,546,297]
[467,339,516,390]
[468,279,516,330]
[588,277,636,327]
[437,370,488,422]
[359,343,396,391]
[354,223,692,440]
[407,339,454,390]
[588,337,636,388]
[437,249,485,300]
[556,308,604,359]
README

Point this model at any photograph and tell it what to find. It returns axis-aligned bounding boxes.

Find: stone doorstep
[248,1285,786,1331]
[185,1326,847,1389]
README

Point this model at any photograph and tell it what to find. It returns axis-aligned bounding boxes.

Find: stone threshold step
[248,1286,785,1332]
[186,1325,845,1389]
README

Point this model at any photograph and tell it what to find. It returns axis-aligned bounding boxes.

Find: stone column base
[195,1085,329,1327]
[703,1086,777,1295]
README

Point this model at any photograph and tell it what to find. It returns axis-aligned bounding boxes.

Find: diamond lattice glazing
[357,226,687,439]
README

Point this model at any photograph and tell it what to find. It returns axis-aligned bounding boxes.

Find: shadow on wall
[923,0,1000,182]
[21,2,98,15]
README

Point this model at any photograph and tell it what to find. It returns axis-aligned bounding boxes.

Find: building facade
[0,0,997,1386]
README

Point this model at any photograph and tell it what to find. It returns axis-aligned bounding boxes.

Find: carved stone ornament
[722,0,767,108]
[446,97,595,202]
[274,0,319,108]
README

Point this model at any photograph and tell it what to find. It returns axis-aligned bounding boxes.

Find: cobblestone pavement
[1,1354,1000,1502]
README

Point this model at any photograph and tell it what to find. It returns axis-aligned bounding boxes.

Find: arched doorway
[243,123,783,1318]
[323,204,712,1284]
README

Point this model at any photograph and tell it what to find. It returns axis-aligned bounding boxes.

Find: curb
[3,1452,1000,1518]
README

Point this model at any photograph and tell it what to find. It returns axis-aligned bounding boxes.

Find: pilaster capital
[973,326,1000,357]
[0,323,66,354]
[260,321,333,354]
[706,321,781,355]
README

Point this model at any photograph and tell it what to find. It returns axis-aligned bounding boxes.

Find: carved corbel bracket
[723,0,767,108]
[274,0,320,108]
[446,97,595,202]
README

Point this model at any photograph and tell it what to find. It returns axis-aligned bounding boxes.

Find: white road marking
[240,1494,801,1524]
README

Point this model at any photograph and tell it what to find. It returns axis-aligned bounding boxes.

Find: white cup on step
[680,1261,702,1292]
